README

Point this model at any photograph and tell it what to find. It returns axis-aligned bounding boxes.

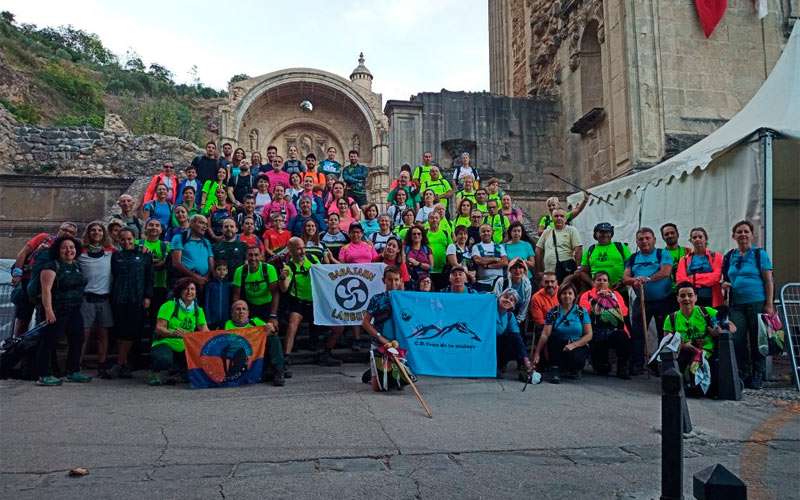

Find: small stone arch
[579,21,603,114]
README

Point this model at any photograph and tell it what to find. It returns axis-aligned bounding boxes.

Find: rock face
[0,106,201,177]
[103,113,130,134]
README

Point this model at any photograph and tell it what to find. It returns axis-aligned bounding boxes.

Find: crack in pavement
[357,391,402,455]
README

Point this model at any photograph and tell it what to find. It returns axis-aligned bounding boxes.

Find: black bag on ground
[0,322,47,380]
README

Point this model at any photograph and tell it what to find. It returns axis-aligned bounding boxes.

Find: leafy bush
[0,98,41,124]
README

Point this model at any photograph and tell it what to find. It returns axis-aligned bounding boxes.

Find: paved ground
[1,365,798,500]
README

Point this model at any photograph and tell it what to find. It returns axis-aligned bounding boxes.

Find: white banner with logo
[310,263,387,326]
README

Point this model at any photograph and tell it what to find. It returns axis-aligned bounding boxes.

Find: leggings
[36,307,84,377]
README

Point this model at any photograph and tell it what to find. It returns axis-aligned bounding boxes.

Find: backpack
[627,248,664,269]
[453,165,479,186]
[548,304,586,329]
[168,298,200,327]
[286,254,320,297]
[722,248,762,283]
[239,262,268,303]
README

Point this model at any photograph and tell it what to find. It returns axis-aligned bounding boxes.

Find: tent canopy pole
[763,129,774,257]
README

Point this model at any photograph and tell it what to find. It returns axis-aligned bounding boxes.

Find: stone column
[384,100,423,179]
[366,166,390,213]
[489,0,514,95]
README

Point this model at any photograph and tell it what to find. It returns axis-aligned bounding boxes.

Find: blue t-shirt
[504,240,535,277]
[626,249,673,301]
[728,248,772,305]
[366,291,394,341]
[545,305,591,342]
[687,254,713,299]
[496,310,520,337]
[145,200,172,231]
[171,233,213,277]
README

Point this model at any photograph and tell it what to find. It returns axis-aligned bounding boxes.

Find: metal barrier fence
[0,283,15,340]
[780,283,800,391]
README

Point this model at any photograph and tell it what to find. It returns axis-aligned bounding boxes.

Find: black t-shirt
[192,155,223,186]
[228,172,256,203]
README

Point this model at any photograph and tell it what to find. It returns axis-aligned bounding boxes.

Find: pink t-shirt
[262,199,297,221]
[339,241,378,263]
[265,170,291,194]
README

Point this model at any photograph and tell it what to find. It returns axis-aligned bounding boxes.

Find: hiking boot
[36,376,62,387]
[272,368,285,387]
[318,350,343,367]
[147,372,162,386]
[284,354,293,379]
[118,365,133,379]
[65,372,92,383]
[549,366,561,384]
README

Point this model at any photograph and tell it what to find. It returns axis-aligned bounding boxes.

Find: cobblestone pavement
[1,366,798,499]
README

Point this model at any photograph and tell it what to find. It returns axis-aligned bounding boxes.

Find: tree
[124,49,145,72]
[148,63,174,83]
[228,73,250,86]
[188,64,201,88]
[1,11,15,24]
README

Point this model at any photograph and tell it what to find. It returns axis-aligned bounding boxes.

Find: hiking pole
[387,346,432,418]
[548,173,614,206]
[639,283,650,378]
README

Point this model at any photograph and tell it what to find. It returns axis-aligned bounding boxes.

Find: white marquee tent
[568,24,800,285]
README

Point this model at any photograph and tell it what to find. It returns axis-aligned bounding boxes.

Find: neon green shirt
[233,262,278,306]
[141,238,169,289]
[581,242,632,286]
[152,299,207,352]
[663,306,718,357]
[224,317,266,329]
[285,257,314,301]
[424,225,453,273]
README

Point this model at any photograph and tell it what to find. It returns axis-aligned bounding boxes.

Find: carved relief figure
[351,134,360,152]
[299,134,314,158]
[249,129,259,152]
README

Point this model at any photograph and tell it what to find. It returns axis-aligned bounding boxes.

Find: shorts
[249,302,273,322]
[81,297,114,329]
[112,303,145,341]
[285,295,313,320]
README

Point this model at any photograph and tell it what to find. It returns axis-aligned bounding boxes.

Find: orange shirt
[530,288,559,326]
[263,228,291,253]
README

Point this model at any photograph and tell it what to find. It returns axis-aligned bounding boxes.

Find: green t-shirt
[663,306,718,356]
[424,225,453,273]
[420,177,453,209]
[486,214,510,244]
[233,262,278,306]
[454,215,471,230]
[141,238,169,289]
[581,242,632,286]
[224,317,266,330]
[538,211,575,230]
[171,205,199,227]
[201,180,226,214]
[667,246,689,286]
[412,164,433,186]
[285,257,314,301]
[152,299,207,352]
[394,225,412,241]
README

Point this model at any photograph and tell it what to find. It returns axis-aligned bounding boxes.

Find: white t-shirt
[254,192,272,213]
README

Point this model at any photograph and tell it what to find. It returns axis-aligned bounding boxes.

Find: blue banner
[390,291,497,378]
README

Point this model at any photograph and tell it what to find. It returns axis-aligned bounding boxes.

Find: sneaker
[107,364,122,379]
[97,368,112,380]
[118,365,133,379]
[65,372,92,383]
[147,372,163,386]
[318,350,343,367]
[36,376,62,386]
[272,368,285,387]
[549,367,561,384]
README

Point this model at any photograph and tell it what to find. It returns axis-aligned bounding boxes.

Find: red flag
[694,0,728,38]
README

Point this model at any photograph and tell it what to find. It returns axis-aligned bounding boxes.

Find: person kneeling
[361,266,413,391]
[225,300,285,387]
[149,278,209,386]
[532,283,592,383]
[496,289,533,381]
[579,271,631,379]
[663,283,728,396]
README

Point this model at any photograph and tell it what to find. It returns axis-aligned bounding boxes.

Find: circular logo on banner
[335,277,369,310]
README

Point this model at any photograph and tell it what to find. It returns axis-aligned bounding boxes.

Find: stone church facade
[488,0,792,188]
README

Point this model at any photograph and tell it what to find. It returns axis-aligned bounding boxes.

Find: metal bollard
[693,464,747,499]
[662,362,684,500]
[660,351,693,433]
[715,331,742,401]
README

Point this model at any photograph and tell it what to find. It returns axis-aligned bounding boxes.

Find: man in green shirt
[580,222,631,290]
[420,165,453,211]
[280,237,341,373]
[232,246,279,324]
[660,222,691,289]
[412,151,435,188]
[224,300,285,386]
[485,199,510,244]
[213,218,248,280]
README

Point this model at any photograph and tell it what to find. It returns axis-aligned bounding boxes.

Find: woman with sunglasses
[143,162,178,205]
[721,220,774,389]
[403,224,432,289]
[532,283,592,384]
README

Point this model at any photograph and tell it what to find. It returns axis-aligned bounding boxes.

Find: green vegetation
[0,10,227,144]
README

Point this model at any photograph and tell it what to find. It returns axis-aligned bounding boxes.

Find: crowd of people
[7,141,776,394]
